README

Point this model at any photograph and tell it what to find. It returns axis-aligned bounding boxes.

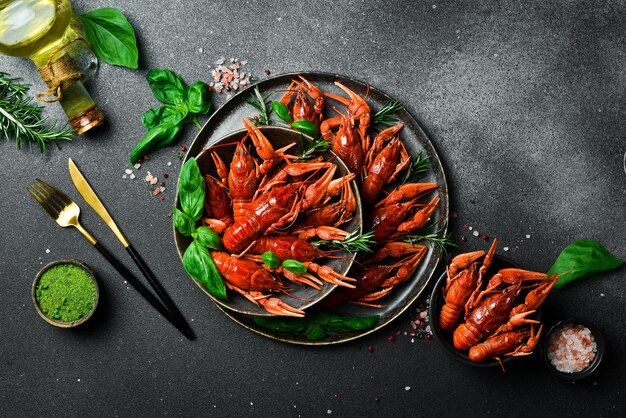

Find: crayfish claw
[259,297,305,317]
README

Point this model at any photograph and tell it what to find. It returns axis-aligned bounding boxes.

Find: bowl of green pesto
[32,260,99,328]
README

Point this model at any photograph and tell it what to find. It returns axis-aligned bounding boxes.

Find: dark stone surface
[1,0,624,416]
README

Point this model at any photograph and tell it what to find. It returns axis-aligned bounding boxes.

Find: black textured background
[1,1,624,416]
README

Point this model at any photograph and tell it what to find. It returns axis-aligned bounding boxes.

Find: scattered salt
[129,173,136,180]
[503,247,510,251]
[134,163,142,170]
[526,234,531,239]
[472,231,479,237]
[125,169,133,175]
[405,386,411,391]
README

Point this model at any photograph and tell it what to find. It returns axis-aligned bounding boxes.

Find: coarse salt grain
[526,234,531,239]
[472,231,479,237]
[547,323,597,373]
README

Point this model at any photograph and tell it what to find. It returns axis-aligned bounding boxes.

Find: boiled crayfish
[200,117,358,316]
[438,241,557,370]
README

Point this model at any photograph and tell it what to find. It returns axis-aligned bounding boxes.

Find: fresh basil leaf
[182,241,228,300]
[187,81,212,115]
[147,68,188,105]
[324,314,379,333]
[173,207,195,237]
[291,119,319,136]
[142,104,188,129]
[548,239,624,289]
[305,322,327,340]
[271,101,292,123]
[130,122,182,164]
[261,251,281,269]
[179,158,205,222]
[80,8,138,69]
[282,259,307,275]
[192,226,222,250]
[253,316,308,333]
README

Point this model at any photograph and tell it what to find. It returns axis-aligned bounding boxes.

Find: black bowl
[429,255,537,368]
[542,318,605,380]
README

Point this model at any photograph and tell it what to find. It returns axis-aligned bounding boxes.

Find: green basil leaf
[261,251,281,269]
[305,322,327,340]
[147,68,187,105]
[182,241,228,300]
[142,104,188,129]
[548,239,624,289]
[179,158,205,222]
[324,314,379,333]
[80,8,138,69]
[291,119,319,136]
[173,208,195,237]
[271,101,292,123]
[253,316,308,333]
[192,226,222,250]
[130,122,182,164]
[282,259,307,275]
[187,81,212,115]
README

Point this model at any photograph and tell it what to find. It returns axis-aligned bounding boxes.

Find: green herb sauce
[36,264,96,322]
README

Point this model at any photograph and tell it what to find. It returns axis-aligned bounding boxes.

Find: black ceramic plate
[174,72,449,344]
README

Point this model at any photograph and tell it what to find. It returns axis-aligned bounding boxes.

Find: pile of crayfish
[276,77,442,309]
[202,77,443,317]
[437,239,557,369]
[202,117,359,317]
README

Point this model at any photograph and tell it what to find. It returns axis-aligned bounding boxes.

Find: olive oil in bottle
[0,0,104,134]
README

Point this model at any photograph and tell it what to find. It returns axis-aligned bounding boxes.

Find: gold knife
[68,158,194,339]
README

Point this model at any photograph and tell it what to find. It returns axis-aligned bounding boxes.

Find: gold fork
[27,179,193,339]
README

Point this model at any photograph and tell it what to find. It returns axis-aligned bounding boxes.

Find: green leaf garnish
[297,134,330,162]
[261,251,281,269]
[313,230,376,254]
[282,260,307,275]
[246,86,274,126]
[182,240,228,300]
[400,150,433,185]
[372,100,404,129]
[253,310,379,340]
[80,8,138,69]
[548,239,624,289]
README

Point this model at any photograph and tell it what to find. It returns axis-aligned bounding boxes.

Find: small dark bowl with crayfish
[429,239,557,369]
[175,125,362,317]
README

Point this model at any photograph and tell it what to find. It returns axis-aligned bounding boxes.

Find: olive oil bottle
[0,0,104,134]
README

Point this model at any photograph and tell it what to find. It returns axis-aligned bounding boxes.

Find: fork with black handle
[27,178,194,340]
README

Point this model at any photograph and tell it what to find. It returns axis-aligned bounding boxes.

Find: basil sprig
[254,310,379,341]
[80,8,138,69]
[130,69,213,164]
[175,158,227,300]
[548,239,624,289]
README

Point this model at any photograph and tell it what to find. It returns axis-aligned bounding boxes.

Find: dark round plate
[174,126,361,316]
[428,255,543,367]
[174,72,449,344]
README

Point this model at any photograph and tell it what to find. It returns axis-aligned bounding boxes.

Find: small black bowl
[542,318,605,380]
[429,255,532,368]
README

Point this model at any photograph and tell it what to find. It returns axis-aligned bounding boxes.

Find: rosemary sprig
[0,72,72,154]
[297,134,331,161]
[246,85,274,126]
[400,150,433,185]
[313,230,376,254]
[403,225,457,254]
[372,100,404,129]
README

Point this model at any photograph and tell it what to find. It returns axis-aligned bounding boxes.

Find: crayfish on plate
[437,240,557,370]
[200,118,358,316]
[270,77,444,311]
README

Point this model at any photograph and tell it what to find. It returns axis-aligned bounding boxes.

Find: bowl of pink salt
[543,318,605,380]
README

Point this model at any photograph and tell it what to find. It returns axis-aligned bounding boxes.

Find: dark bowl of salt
[543,318,605,380]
